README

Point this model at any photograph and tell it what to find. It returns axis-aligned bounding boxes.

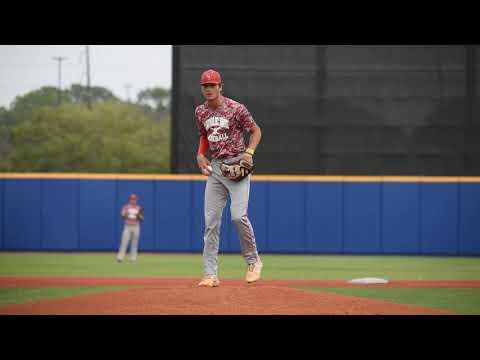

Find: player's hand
[242,152,253,166]
[197,154,212,176]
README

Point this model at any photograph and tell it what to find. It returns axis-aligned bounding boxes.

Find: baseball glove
[220,159,254,181]
[137,208,145,222]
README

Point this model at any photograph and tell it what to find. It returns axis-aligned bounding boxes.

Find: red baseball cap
[200,69,222,85]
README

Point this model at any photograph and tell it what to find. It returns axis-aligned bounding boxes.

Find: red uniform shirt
[195,97,257,159]
[122,204,142,225]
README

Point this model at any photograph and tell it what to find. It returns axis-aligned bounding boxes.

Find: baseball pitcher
[195,69,263,287]
[116,193,144,263]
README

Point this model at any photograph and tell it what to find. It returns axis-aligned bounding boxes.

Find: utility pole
[86,45,92,109]
[52,56,67,106]
[124,84,133,103]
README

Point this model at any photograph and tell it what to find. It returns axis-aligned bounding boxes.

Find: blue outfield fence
[0,179,3,250]
[0,174,480,255]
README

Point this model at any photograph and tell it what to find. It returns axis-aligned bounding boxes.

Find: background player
[195,69,263,287]
[117,193,144,263]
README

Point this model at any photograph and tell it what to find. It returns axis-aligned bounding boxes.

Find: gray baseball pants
[117,224,140,261]
[203,155,259,277]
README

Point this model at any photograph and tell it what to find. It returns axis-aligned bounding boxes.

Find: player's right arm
[195,108,212,174]
[197,135,211,168]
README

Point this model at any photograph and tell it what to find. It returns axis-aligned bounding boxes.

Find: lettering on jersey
[127,208,139,220]
[205,116,229,143]
[205,116,229,131]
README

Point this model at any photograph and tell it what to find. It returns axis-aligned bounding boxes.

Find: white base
[348,277,389,285]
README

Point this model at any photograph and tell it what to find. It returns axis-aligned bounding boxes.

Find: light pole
[124,84,133,103]
[52,56,67,106]
[86,45,92,109]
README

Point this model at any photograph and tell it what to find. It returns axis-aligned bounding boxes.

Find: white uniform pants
[117,224,140,261]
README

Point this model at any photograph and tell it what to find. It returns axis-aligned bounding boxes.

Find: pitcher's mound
[0,281,452,315]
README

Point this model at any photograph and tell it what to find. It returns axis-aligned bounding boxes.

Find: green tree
[0,107,14,170]
[0,124,13,170]
[0,106,15,125]
[69,84,120,104]
[5,102,170,173]
[10,87,72,121]
[137,87,170,113]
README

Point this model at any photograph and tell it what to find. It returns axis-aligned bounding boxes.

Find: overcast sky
[0,45,172,108]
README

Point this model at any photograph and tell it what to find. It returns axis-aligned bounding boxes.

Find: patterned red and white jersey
[122,204,142,225]
[195,97,257,159]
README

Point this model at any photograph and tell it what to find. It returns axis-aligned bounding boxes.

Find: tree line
[0,84,171,173]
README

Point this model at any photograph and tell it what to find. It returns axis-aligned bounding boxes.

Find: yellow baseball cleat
[198,275,220,287]
[245,257,263,283]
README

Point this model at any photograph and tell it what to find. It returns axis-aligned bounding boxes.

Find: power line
[79,71,85,84]
[86,45,92,109]
[52,56,67,106]
[77,48,85,85]
[124,84,133,102]
[77,49,85,65]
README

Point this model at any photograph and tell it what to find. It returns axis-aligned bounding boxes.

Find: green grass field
[1,252,480,314]
[304,287,480,315]
[0,286,128,307]
[1,252,480,280]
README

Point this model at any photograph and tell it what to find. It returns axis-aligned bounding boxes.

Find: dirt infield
[1,277,475,315]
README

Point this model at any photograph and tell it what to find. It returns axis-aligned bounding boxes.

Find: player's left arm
[243,124,262,164]
[238,104,262,164]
